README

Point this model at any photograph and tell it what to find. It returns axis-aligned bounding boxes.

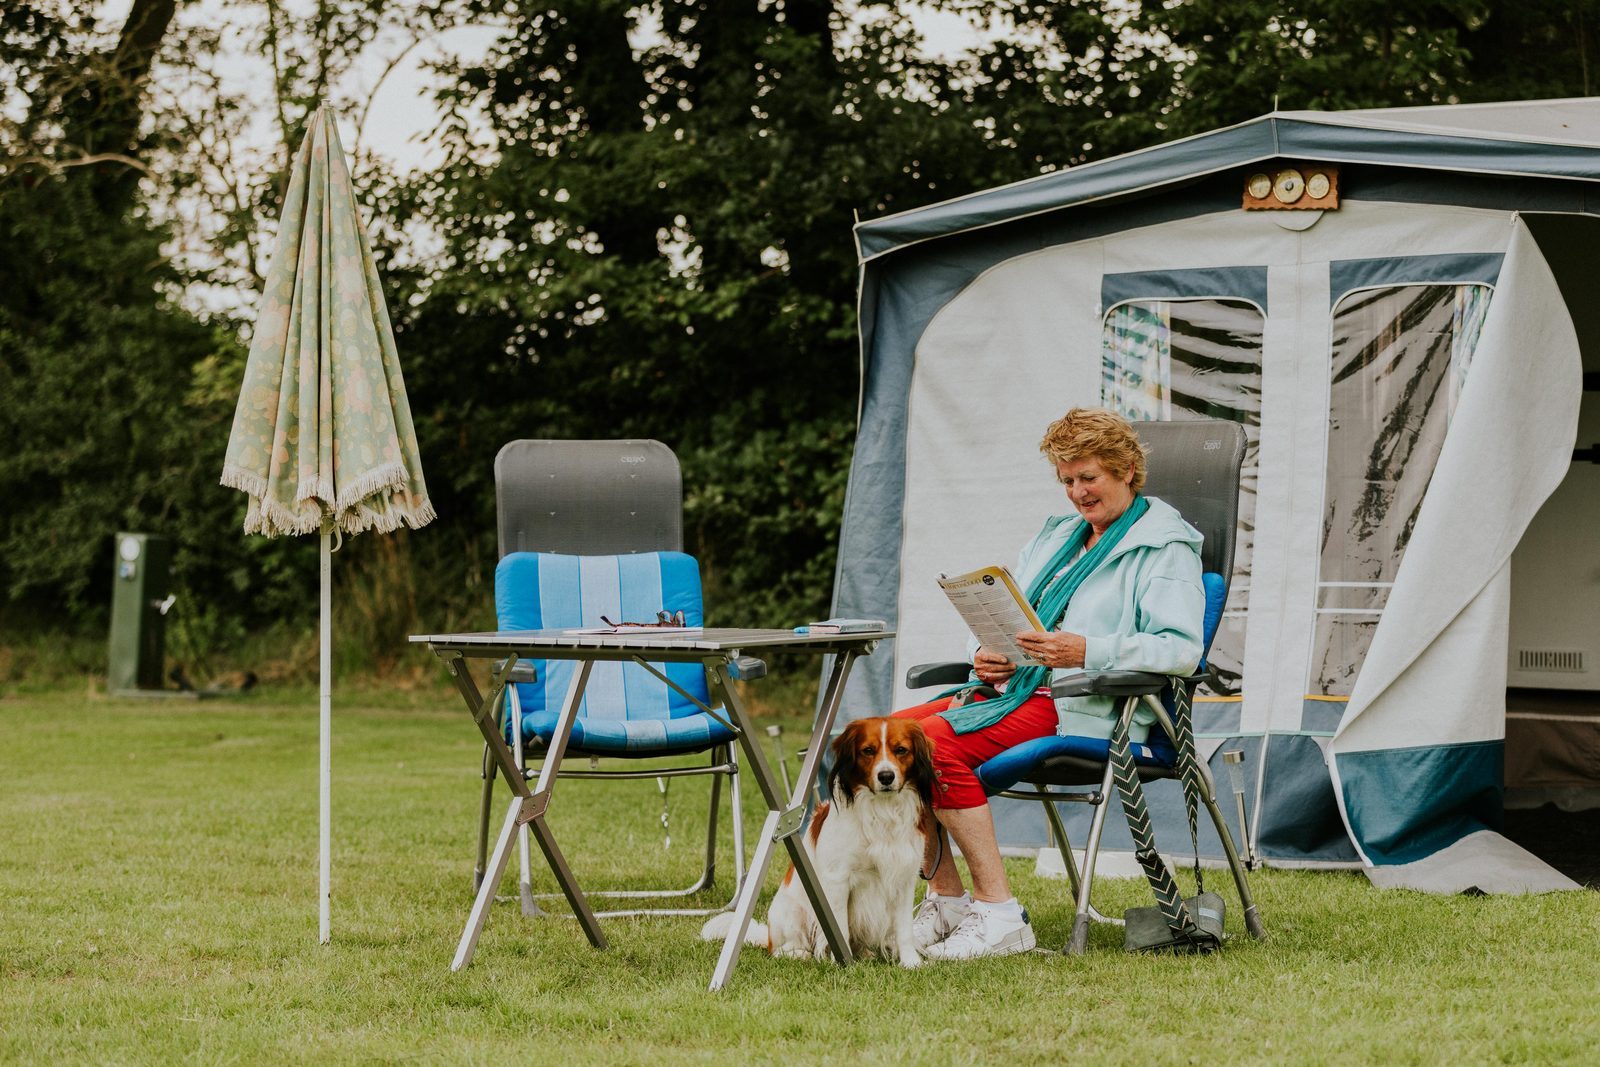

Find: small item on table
[563,610,702,635]
[599,610,688,628]
[795,617,888,635]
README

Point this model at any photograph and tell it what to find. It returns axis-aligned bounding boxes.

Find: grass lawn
[3,678,1598,1065]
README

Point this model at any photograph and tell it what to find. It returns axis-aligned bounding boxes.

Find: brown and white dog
[702,717,935,967]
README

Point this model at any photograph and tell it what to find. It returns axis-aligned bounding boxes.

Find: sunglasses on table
[598,610,689,628]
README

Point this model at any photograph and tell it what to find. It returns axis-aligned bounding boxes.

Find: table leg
[788,651,855,813]
[709,808,782,991]
[442,653,528,790]
[706,651,860,991]
[453,795,521,971]
[473,742,496,893]
[441,654,606,966]
[779,651,858,953]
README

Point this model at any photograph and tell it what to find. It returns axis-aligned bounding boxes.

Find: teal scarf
[940,494,1150,735]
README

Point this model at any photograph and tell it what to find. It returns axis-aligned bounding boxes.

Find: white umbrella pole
[319,530,332,944]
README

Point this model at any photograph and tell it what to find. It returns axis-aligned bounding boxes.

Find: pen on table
[792,626,810,634]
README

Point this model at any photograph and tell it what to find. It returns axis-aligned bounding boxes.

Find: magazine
[937,565,1046,666]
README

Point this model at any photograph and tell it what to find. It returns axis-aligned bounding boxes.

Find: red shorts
[892,691,1059,810]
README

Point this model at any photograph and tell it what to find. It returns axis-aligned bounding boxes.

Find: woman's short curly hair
[1038,407,1148,491]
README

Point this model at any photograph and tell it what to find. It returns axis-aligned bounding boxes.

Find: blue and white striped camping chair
[497,552,733,757]
[477,440,746,920]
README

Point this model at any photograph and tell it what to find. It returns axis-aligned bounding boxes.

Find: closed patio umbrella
[221,105,434,943]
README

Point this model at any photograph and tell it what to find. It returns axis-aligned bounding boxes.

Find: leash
[919,823,948,881]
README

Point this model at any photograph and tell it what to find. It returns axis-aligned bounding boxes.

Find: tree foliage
[391,0,1185,624]
[7,0,1600,649]
[0,0,261,628]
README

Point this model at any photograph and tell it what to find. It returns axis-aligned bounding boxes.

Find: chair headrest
[1134,420,1247,583]
[495,439,683,557]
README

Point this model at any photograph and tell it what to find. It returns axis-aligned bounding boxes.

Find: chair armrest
[1050,669,1170,698]
[729,655,767,681]
[906,661,972,689]
[492,659,538,684]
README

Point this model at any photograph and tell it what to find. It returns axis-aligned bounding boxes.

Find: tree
[10,0,1600,653]
[1459,0,1600,101]
[390,0,1161,624]
[0,0,467,640]
[0,0,239,629]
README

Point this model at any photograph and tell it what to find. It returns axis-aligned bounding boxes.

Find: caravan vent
[1517,649,1585,673]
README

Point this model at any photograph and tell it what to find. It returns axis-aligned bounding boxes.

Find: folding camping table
[410,626,893,990]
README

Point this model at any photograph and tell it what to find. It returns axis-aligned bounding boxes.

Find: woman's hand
[973,647,1017,685]
[1014,630,1087,670]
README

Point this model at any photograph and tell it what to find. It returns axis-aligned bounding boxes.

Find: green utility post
[108,532,173,695]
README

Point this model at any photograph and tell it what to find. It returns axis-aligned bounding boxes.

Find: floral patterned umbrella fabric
[222,106,433,535]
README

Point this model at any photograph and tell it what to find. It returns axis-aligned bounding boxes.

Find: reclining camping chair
[906,419,1265,953]
[478,438,746,919]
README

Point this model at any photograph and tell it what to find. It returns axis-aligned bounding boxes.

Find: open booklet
[937,565,1047,667]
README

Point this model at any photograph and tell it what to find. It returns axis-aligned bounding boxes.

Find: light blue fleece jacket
[972,496,1205,743]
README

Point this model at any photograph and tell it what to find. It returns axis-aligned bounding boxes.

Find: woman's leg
[908,696,1057,901]
[932,806,1008,900]
[893,695,1055,956]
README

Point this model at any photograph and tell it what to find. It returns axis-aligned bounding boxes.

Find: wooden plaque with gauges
[1243,164,1339,210]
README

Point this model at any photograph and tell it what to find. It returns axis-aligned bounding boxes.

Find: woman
[894,407,1205,960]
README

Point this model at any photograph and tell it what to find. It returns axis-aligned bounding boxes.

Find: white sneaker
[912,892,971,950]
[922,903,1037,960]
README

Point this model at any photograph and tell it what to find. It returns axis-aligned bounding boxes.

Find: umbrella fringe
[297,474,337,508]
[333,462,409,512]
[337,495,438,535]
[220,462,270,502]
[226,463,322,535]
[246,495,325,537]
[227,461,434,537]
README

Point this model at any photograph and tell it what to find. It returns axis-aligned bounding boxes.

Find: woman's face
[1055,455,1135,532]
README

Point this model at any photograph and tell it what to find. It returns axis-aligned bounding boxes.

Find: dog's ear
[908,722,937,811]
[828,722,863,806]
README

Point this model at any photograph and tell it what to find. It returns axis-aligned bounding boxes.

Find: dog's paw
[898,950,923,969]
